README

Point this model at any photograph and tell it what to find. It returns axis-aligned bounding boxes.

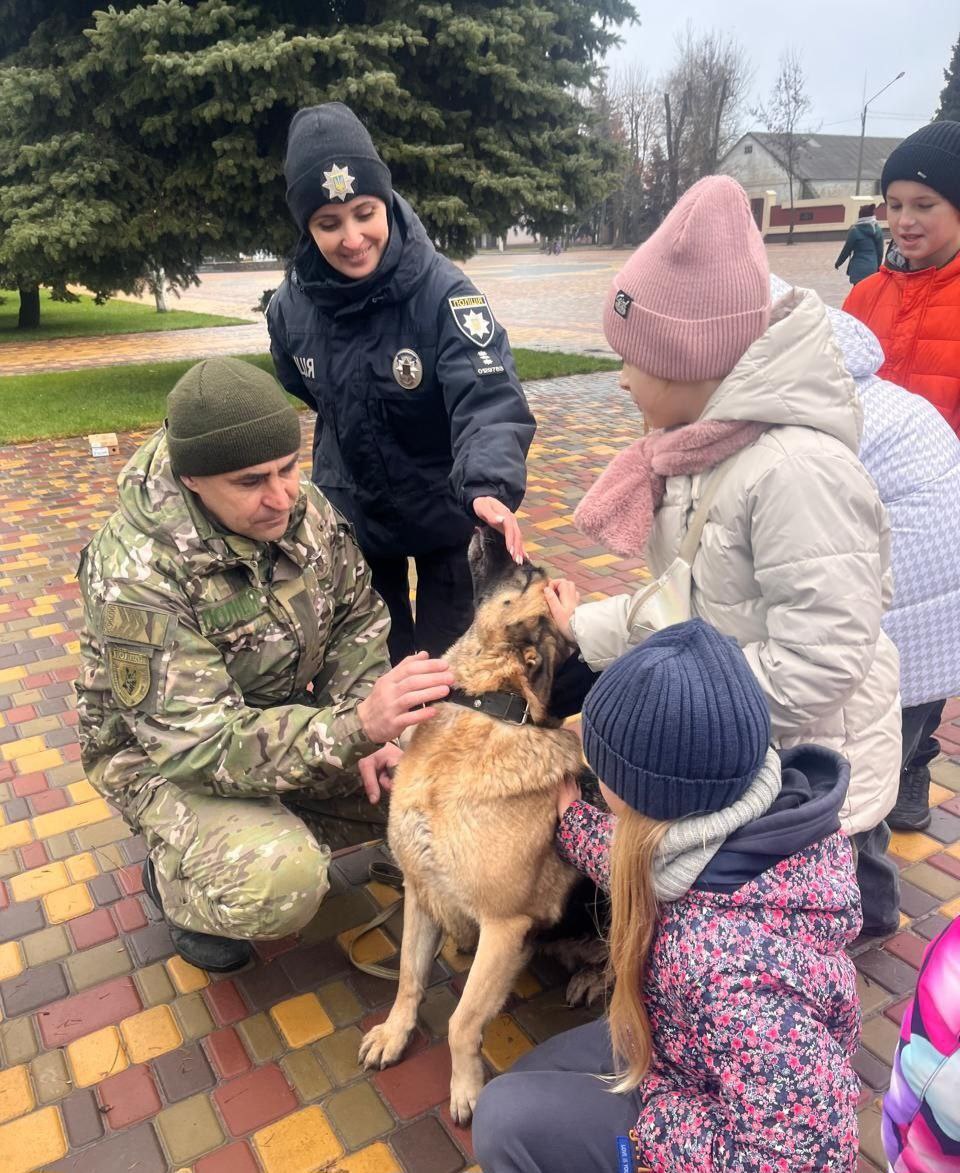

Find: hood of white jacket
[702,285,863,453]
[770,273,885,383]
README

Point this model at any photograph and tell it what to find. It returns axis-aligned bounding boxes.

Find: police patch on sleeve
[613,290,633,319]
[468,347,506,377]
[107,644,152,708]
[448,294,496,348]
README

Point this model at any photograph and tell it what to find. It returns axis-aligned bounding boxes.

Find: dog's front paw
[358,1021,411,1070]
[449,1059,485,1127]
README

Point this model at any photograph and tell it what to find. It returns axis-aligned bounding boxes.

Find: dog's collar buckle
[446,687,531,726]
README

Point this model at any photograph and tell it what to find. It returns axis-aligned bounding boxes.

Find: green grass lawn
[0,350,619,444]
[0,288,249,344]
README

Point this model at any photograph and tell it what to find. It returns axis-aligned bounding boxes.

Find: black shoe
[887,766,932,832]
[141,859,252,974]
[858,919,901,940]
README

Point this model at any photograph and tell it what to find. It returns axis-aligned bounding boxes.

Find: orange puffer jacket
[843,251,960,435]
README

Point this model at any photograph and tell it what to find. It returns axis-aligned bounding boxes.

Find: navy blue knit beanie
[581,619,771,820]
[284,103,393,233]
[881,120,960,211]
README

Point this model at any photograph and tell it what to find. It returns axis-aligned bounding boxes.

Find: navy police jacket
[267,195,535,558]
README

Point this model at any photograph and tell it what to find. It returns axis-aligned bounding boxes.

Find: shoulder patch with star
[448,293,496,348]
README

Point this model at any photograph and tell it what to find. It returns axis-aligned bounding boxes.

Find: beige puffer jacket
[571,288,901,835]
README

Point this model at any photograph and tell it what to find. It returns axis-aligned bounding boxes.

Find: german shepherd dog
[358,528,585,1124]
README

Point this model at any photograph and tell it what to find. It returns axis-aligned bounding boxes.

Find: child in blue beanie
[473,618,863,1173]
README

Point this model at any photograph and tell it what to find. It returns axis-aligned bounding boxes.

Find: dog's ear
[507,616,563,706]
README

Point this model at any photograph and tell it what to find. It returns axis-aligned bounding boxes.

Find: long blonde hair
[607,804,670,1092]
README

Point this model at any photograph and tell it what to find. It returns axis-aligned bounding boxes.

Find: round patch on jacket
[392,348,423,390]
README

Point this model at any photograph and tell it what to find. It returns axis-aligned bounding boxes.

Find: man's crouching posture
[76,357,453,972]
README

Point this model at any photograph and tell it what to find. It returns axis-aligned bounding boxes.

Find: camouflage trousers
[135,781,388,940]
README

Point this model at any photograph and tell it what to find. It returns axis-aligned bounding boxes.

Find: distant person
[834,203,885,284]
[844,120,960,435]
[267,103,534,663]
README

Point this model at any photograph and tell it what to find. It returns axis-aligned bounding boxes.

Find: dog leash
[347,856,445,981]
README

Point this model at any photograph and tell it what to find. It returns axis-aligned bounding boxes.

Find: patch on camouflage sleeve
[102,602,173,647]
[107,644,152,708]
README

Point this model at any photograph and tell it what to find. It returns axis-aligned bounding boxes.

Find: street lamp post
[855,71,906,196]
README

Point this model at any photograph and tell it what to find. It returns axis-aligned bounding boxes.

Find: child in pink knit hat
[547,174,903,938]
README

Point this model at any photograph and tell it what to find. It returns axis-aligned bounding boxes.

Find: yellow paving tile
[940,895,960,919]
[32,798,112,840]
[0,667,27,687]
[534,516,573,531]
[0,821,33,852]
[1,735,44,761]
[336,925,395,966]
[270,993,335,1048]
[67,1026,128,1087]
[43,882,95,923]
[166,956,209,995]
[64,640,81,656]
[67,780,99,805]
[253,1105,343,1173]
[120,1005,183,1063]
[65,852,99,883]
[338,1143,403,1172]
[0,942,23,983]
[0,1066,34,1124]
[481,1012,534,1072]
[30,624,65,638]
[440,937,474,973]
[14,749,63,775]
[0,1105,67,1172]
[888,831,941,862]
[9,861,70,902]
[582,553,621,567]
[365,880,402,908]
[930,782,954,806]
[947,841,960,860]
[511,968,543,999]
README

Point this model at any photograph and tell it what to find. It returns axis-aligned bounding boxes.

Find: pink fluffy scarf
[574,420,767,557]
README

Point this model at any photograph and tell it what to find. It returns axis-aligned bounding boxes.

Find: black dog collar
[445,688,530,726]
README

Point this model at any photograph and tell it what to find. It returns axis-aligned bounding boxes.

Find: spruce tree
[935,33,960,121]
[0,0,633,326]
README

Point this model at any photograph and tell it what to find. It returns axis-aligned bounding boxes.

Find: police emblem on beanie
[392,349,423,390]
[322,163,356,203]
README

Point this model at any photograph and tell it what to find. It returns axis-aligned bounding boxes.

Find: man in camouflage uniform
[76,357,453,971]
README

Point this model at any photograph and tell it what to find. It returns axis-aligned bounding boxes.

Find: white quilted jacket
[572,288,901,835]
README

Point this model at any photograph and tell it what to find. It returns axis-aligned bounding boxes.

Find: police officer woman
[267,103,535,662]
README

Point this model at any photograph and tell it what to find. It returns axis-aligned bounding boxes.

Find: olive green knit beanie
[166,358,302,477]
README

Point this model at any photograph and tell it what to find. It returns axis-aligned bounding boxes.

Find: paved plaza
[1,247,958,1172]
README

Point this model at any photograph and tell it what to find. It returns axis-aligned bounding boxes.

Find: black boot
[887,766,932,832]
[141,859,253,973]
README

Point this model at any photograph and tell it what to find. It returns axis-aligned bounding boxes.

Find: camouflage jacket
[76,429,390,815]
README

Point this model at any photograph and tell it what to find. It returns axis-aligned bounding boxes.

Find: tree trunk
[152,267,168,312]
[787,167,796,245]
[18,283,40,329]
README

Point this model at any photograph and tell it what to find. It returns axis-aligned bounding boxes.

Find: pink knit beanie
[603,176,771,381]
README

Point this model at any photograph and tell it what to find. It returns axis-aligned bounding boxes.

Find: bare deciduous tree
[753,49,813,244]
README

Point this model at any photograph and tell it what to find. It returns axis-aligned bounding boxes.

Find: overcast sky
[606,0,957,142]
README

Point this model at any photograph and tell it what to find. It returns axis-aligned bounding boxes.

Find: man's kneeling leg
[138,786,331,946]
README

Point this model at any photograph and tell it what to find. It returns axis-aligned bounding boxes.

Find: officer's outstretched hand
[357,652,454,744]
[359,743,404,805]
[473,496,526,564]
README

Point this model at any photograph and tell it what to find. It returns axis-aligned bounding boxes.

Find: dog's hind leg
[358,885,441,1071]
[447,915,534,1126]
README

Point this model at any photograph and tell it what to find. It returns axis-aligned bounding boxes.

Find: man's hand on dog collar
[357,652,454,743]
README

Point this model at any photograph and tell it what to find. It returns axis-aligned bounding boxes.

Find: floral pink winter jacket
[557,802,863,1172]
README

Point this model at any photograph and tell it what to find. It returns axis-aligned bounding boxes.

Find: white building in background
[719,131,902,205]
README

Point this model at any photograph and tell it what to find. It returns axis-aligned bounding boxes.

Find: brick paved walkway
[2,372,958,1172]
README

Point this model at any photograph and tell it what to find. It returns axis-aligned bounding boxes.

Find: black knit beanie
[166,358,301,477]
[881,120,960,210]
[581,619,771,821]
[284,103,393,233]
